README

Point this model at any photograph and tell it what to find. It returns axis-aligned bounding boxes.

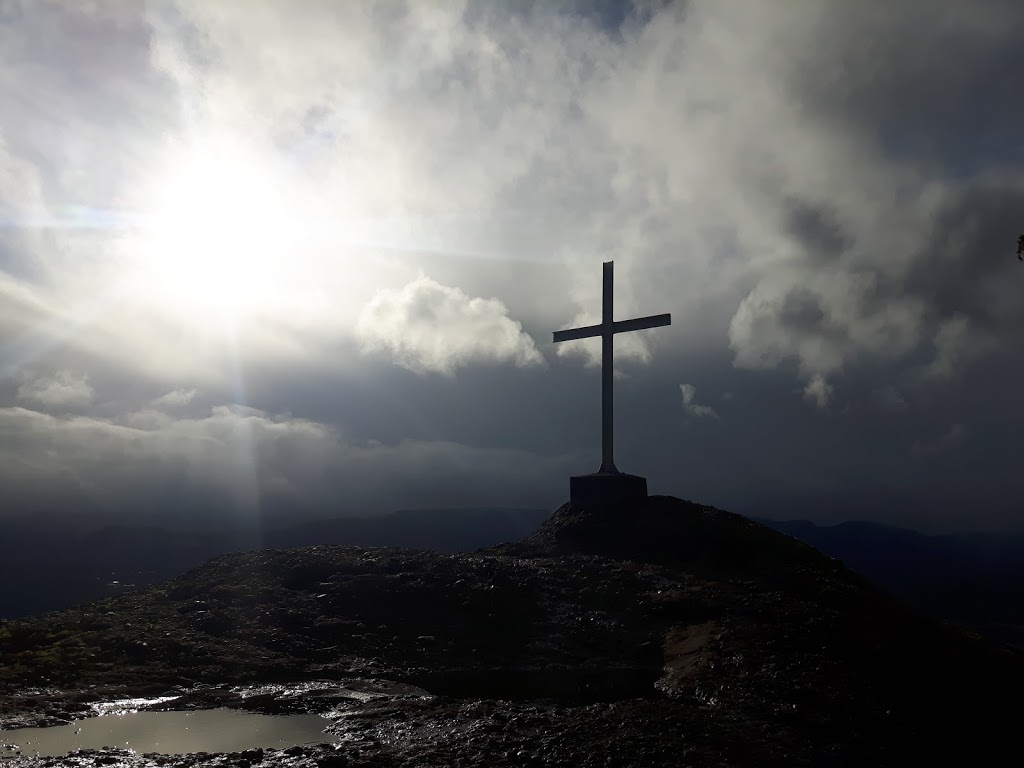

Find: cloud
[679,383,718,419]
[4,0,1017,394]
[873,385,907,412]
[16,371,94,408]
[0,403,571,525]
[151,388,199,408]
[0,132,47,276]
[0,1,1021,531]
[925,314,970,379]
[911,177,1024,338]
[728,270,924,381]
[803,375,833,409]
[356,276,544,376]
[912,423,967,457]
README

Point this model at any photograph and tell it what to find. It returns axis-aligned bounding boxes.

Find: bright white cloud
[16,370,94,408]
[679,383,718,420]
[356,276,544,376]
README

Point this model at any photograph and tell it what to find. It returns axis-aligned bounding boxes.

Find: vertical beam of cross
[553,261,671,475]
[601,262,615,472]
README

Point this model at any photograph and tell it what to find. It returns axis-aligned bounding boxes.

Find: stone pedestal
[570,471,648,508]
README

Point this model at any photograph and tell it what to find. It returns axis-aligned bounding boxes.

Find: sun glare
[133,137,303,318]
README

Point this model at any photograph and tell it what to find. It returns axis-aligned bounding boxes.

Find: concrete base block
[570,471,648,508]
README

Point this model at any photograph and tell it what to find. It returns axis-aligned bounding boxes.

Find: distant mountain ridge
[7,506,1024,650]
[0,507,549,619]
[758,517,1024,646]
[271,507,550,551]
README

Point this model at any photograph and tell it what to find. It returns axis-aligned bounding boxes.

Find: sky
[1,0,1022,534]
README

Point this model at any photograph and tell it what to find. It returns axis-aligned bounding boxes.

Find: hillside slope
[1,496,1021,767]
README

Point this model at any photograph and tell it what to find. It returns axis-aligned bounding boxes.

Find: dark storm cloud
[463,0,670,35]
[776,288,827,336]
[910,177,1024,339]
[790,1,1024,176]
[784,200,851,262]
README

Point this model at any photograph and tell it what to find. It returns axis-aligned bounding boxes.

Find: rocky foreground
[1,496,1022,766]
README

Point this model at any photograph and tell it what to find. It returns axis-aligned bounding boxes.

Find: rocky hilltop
[1,496,1021,766]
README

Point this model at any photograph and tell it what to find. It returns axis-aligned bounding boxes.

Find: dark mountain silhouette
[759,518,1024,647]
[271,507,550,551]
[9,505,1024,654]
[8,506,1024,655]
[0,508,549,619]
[1,496,1021,766]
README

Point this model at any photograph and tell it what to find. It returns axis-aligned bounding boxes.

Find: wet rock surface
[1,496,1022,766]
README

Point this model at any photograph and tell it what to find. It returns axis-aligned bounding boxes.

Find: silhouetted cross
[553,261,671,474]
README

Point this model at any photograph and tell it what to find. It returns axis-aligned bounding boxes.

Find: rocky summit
[1,496,1021,767]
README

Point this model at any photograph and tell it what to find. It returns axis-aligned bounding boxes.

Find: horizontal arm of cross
[552,313,671,343]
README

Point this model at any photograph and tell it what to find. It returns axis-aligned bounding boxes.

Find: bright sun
[133,136,303,319]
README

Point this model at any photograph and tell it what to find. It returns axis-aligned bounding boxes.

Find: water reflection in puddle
[0,708,338,757]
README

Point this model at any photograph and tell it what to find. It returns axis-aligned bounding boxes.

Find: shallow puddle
[0,707,338,757]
